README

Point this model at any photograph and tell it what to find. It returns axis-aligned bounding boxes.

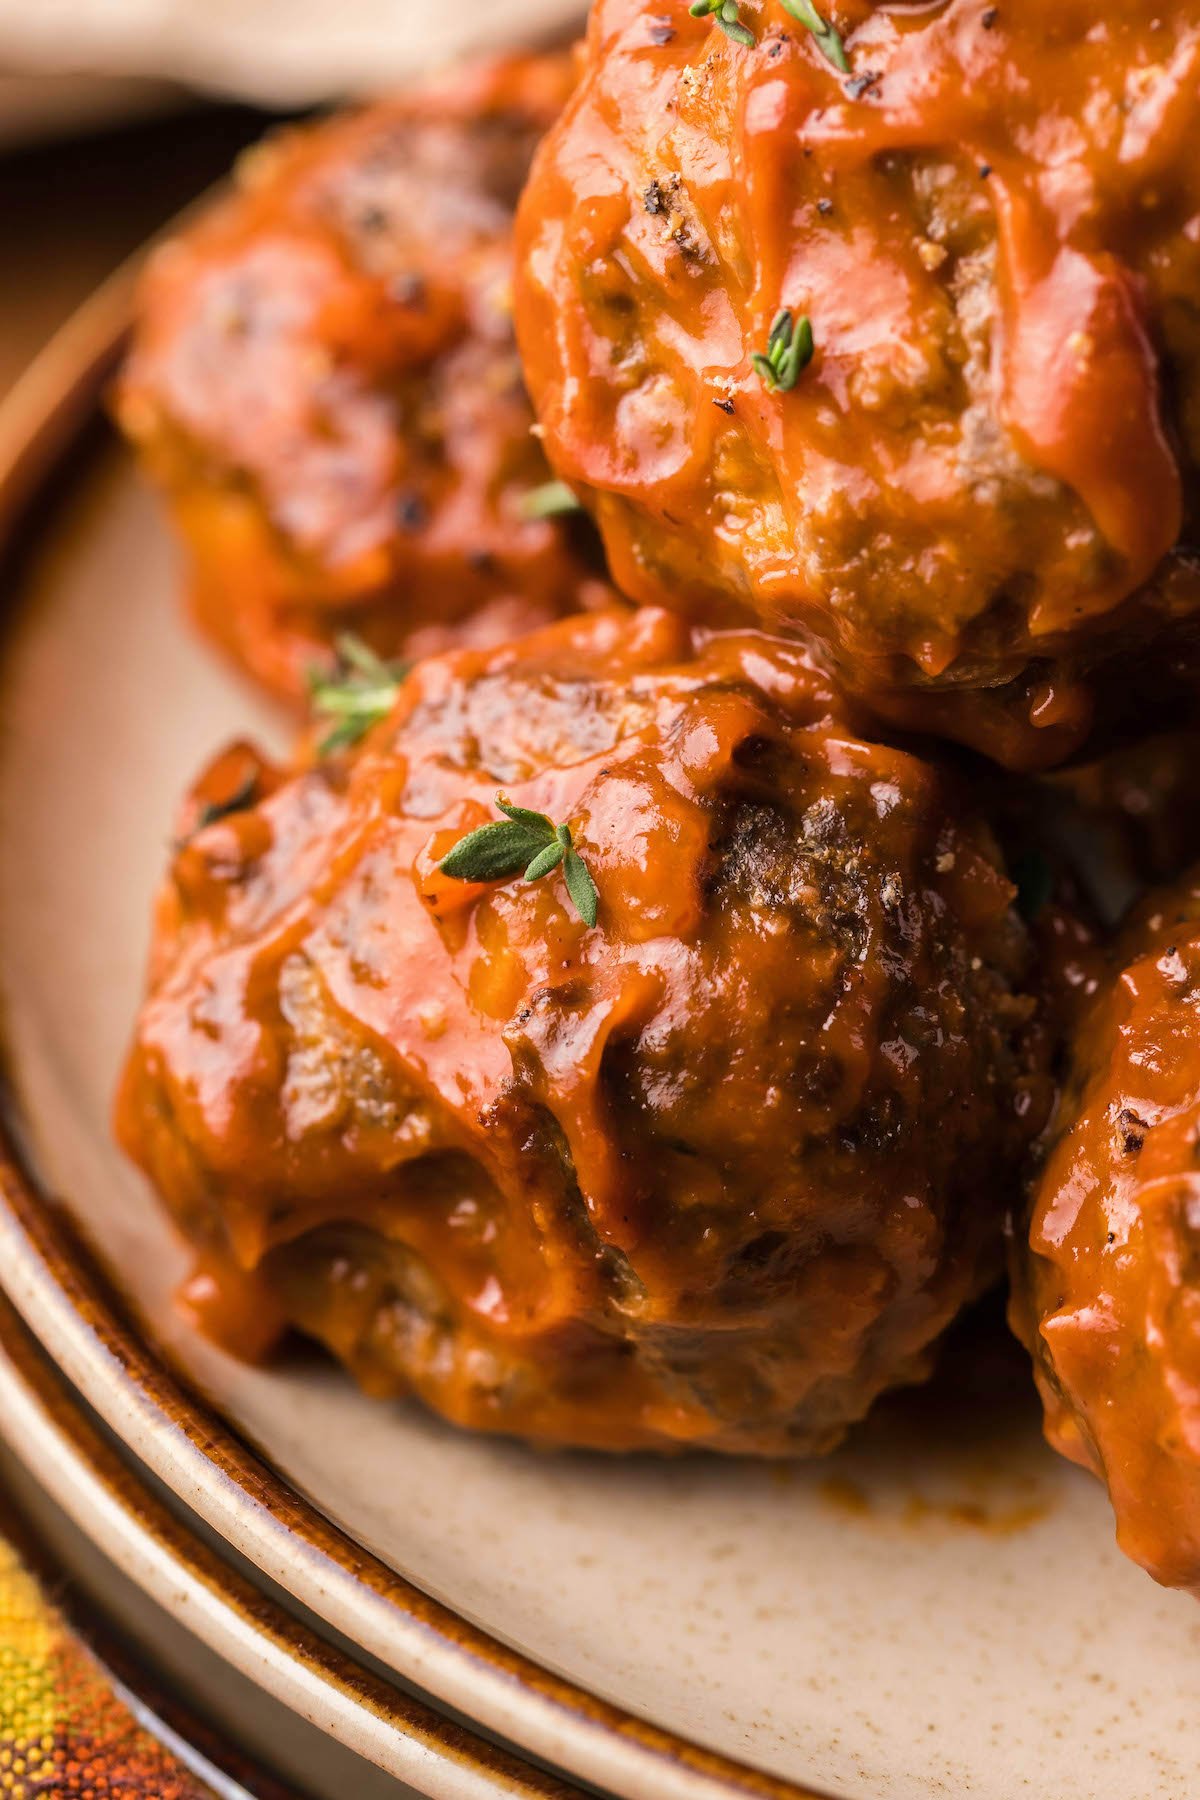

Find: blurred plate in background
[0,0,586,111]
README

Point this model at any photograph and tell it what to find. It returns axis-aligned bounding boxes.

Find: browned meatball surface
[117,53,612,704]
[117,607,1049,1453]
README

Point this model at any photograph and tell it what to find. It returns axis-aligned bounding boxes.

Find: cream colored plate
[0,301,1198,1800]
[0,1294,567,1800]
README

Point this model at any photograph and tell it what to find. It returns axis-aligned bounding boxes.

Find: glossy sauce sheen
[516,0,1200,767]
[117,53,611,703]
[117,608,1048,1453]
[1014,869,1200,1592]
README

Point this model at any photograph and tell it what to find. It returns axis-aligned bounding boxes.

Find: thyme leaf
[523,839,567,882]
[440,820,543,883]
[779,0,849,70]
[689,0,756,48]
[308,634,410,755]
[440,794,599,927]
[519,480,583,521]
[750,308,815,392]
[563,846,600,927]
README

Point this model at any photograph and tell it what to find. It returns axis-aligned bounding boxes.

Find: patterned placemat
[0,1526,240,1799]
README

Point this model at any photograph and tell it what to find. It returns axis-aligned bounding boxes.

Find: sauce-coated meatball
[117,53,610,703]
[515,0,1200,768]
[117,608,1047,1452]
[1014,870,1200,1591]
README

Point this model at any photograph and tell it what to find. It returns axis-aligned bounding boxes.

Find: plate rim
[0,1284,593,1800]
[0,261,840,1800]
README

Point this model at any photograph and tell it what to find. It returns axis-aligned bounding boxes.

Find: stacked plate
[0,227,1196,1800]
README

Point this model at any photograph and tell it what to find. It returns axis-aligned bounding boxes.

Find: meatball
[515,0,1200,768]
[1013,869,1200,1591]
[117,607,1047,1453]
[116,53,611,704]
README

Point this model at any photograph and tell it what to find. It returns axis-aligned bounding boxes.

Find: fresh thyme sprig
[751,308,815,392]
[689,0,755,47]
[440,794,599,927]
[520,479,583,521]
[687,0,848,66]
[308,634,409,755]
[780,0,848,70]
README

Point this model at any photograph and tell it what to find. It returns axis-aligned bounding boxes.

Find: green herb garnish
[440,794,599,928]
[780,0,848,70]
[750,308,815,392]
[520,479,583,521]
[689,0,756,48]
[308,634,409,755]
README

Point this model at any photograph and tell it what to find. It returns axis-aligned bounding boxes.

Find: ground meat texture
[514,0,1200,770]
[1012,870,1200,1592]
[115,53,612,704]
[117,607,1049,1454]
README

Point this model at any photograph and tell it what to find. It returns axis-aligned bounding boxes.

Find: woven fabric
[0,1534,219,1799]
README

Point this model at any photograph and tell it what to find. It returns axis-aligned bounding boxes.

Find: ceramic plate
[0,1288,581,1800]
[1,274,1198,1800]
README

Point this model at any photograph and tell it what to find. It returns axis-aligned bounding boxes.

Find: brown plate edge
[0,1285,601,1800]
[0,255,841,1800]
